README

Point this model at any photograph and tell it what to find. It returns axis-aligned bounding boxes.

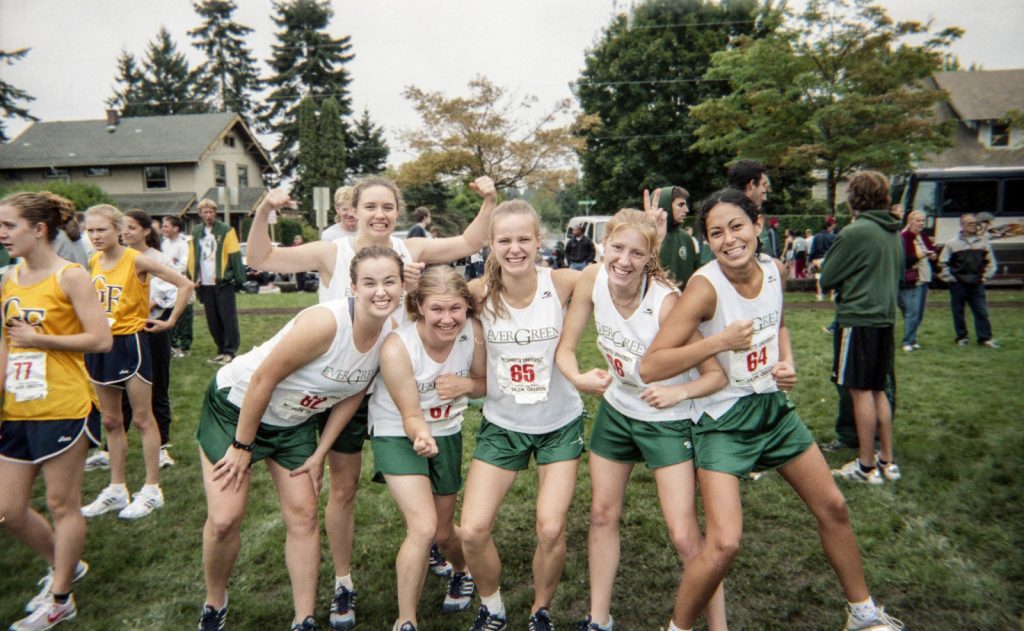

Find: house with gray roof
[0,111,275,231]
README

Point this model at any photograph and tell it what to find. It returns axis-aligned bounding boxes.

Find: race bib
[728,328,779,393]
[424,396,468,432]
[596,336,641,390]
[269,391,343,423]
[5,351,47,402]
[496,355,551,404]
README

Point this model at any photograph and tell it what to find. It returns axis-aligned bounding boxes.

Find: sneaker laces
[529,608,553,631]
[198,605,226,631]
[331,586,355,614]
[875,608,905,630]
[448,572,472,598]
[472,606,504,631]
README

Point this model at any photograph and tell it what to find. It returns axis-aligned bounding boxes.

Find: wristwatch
[231,439,256,452]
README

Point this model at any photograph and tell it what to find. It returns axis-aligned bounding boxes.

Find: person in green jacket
[820,171,903,487]
[187,198,246,365]
[655,186,700,289]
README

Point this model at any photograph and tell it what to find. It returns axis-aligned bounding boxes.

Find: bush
[0,181,115,210]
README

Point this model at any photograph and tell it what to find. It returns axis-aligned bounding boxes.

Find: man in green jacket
[656,186,699,288]
[187,198,246,364]
[820,171,903,486]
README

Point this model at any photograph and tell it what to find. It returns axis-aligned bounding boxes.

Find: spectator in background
[53,215,90,268]
[188,198,245,365]
[820,171,903,486]
[407,206,432,239]
[321,186,357,241]
[939,213,999,348]
[161,215,192,358]
[654,185,700,288]
[898,211,936,352]
[810,217,837,301]
[760,217,781,259]
[291,234,309,291]
[565,222,596,270]
[792,229,809,279]
[726,159,770,211]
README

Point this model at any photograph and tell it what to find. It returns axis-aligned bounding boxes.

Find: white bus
[897,167,1024,278]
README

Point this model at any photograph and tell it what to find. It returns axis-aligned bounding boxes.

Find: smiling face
[490,212,540,275]
[86,213,121,252]
[418,292,468,345]
[0,204,44,258]
[356,185,400,238]
[122,215,147,248]
[704,201,762,270]
[603,225,652,291]
[351,256,403,319]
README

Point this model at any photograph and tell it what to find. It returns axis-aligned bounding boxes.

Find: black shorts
[832,325,894,391]
[86,332,152,387]
[0,411,101,464]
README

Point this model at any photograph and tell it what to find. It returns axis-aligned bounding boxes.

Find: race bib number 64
[728,329,778,393]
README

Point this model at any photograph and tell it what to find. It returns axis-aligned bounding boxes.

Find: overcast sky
[2,0,1022,165]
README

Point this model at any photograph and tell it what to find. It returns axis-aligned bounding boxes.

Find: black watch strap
[231,439,256,452]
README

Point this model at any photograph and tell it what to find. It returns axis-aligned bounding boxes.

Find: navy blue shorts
[86,332,152,387]
[0,411,101,464]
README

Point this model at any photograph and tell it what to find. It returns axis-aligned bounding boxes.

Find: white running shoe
[81,485,129,517]
[843,605,904,630]
[83,450,110,471]
[118,486,164,519]
[26,561,89,613]
[10,594,76,630]
[832,460,884,485]
[875,454,902,481]
[159,445,176,468]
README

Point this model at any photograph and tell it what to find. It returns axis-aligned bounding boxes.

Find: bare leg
[199,449,250,609]
[433,493,466,571]
[532,458,579,613]
[459,459,518,599]
[325,451,361,578]
[586,454,631,624]
[385,474,437,628]
[40,436,89,594]
[124,375,160,485]
[873,391,893,463]
[0,458,50,562]
[95,385,127,485]
[267,459,320,623]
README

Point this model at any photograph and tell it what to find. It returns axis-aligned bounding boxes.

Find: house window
[224,135,236,148]
[5,171,22,181]
[991,124,1010,147]
[85,167,111,177]
[144,166,168,190]
[214,162,227,187]
[43,167,69,179]
[237,165,249,187]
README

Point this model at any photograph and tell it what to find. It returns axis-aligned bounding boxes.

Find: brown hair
[413,206,430,223]
[604,208,672,288]
[405,265,476,322]
[0,191,76,242]
[352,175,405,216]
[348,245,405,285]
[124,209,161,249]
[85,203,124,231]
[480,199,541,320]
[845,171,890,212]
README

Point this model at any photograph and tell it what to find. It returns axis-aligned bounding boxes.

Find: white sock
[335,574,354,590]
[849,596,878,621]
[111,483,129,494]
[141,483,160,494]
[668,622,691,631]
[480,589,504,617]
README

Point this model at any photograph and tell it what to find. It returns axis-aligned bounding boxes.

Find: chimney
[105,109,120,132]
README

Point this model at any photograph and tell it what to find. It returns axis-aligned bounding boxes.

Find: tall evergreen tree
[137,27,211,115]
[106,50,148,116]
[262,0,355,183]
[189,0,265,127]
[347,108,389,177]
[318,97,347,187]
[0,48,37,142]
[575,0,771,214]
[295,96,323,223]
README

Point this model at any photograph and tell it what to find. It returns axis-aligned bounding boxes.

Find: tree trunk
[826,170,837,214]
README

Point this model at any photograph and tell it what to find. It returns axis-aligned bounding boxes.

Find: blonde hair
[197,198,218,212]
[352,175,404,215]
[406,265,476,322]
[334,186,354,205]
[85,204,124,231]
[604,208,672,288]
[480,200,541,320]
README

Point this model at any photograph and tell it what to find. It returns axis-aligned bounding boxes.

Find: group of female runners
[1,177,902,631]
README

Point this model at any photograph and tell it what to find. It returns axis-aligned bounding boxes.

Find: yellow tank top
[90,248,149,335]
[2,263,95,420]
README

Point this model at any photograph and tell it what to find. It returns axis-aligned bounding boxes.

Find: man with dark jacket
[939,213,999,348]
[187,198,246,364]
[656,186,699,288]
[565,222,596,270]
[821,171,903,486]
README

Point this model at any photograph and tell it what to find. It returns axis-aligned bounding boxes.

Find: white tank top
[217,300,391,428]
[368,319,476,438]
[592,266,695,421]
[692,256,783,421]
[480,267,583,434]
[319,235,413,311]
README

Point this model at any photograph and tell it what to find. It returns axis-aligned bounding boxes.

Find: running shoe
[395,623,416,631]
[207,354,228,365]
[470,605,508,631]
[159,445,176,468]
[118,486,164,519]
[291,616,318,630]
[442,571,475,613]
[197,601,228,631]
[900,344,913,352]
[875,454,902,482]
[843,605,904,630]
[576,616,614,631]
[429,543,453,577]
[956,338,969,347]
[26,561,89,613]
[529,607,554,631]
[982,340,1001,349]
[329,585,356,630]
[832,460,883,485]
[820,439,855,453]
[9,595,76,630]
[81,485,129,517]
[83,450,110,471]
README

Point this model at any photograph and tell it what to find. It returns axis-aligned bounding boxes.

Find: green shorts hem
[589,399,694,470]
[473,414,585,471]
[371,433,463,495]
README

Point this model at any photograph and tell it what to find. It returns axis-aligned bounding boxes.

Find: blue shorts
[0,410,101,464]
[86,332,152,387]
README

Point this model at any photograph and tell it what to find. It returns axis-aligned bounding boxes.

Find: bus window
[940,180,998,216]
[1004,179,1024,215]
[910,180,938,229]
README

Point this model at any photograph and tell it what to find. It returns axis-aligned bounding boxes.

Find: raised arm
[378,333,437,457]
[406,176,498,264]
[554,265,611,395]
[4,266,112,354]
[247,189,337,276]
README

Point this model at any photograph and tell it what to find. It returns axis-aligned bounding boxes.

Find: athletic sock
[52,592,70,605]
[481,589,505,617]
[112,483,129,494]
[141,483,160,494]
[857,460,875,474]
[335,574,354,590]
[668,622,691,631]
[849,596,878,621]
[877,457,890,466]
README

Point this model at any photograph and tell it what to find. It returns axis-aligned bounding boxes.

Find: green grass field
[2,290,1021,630]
